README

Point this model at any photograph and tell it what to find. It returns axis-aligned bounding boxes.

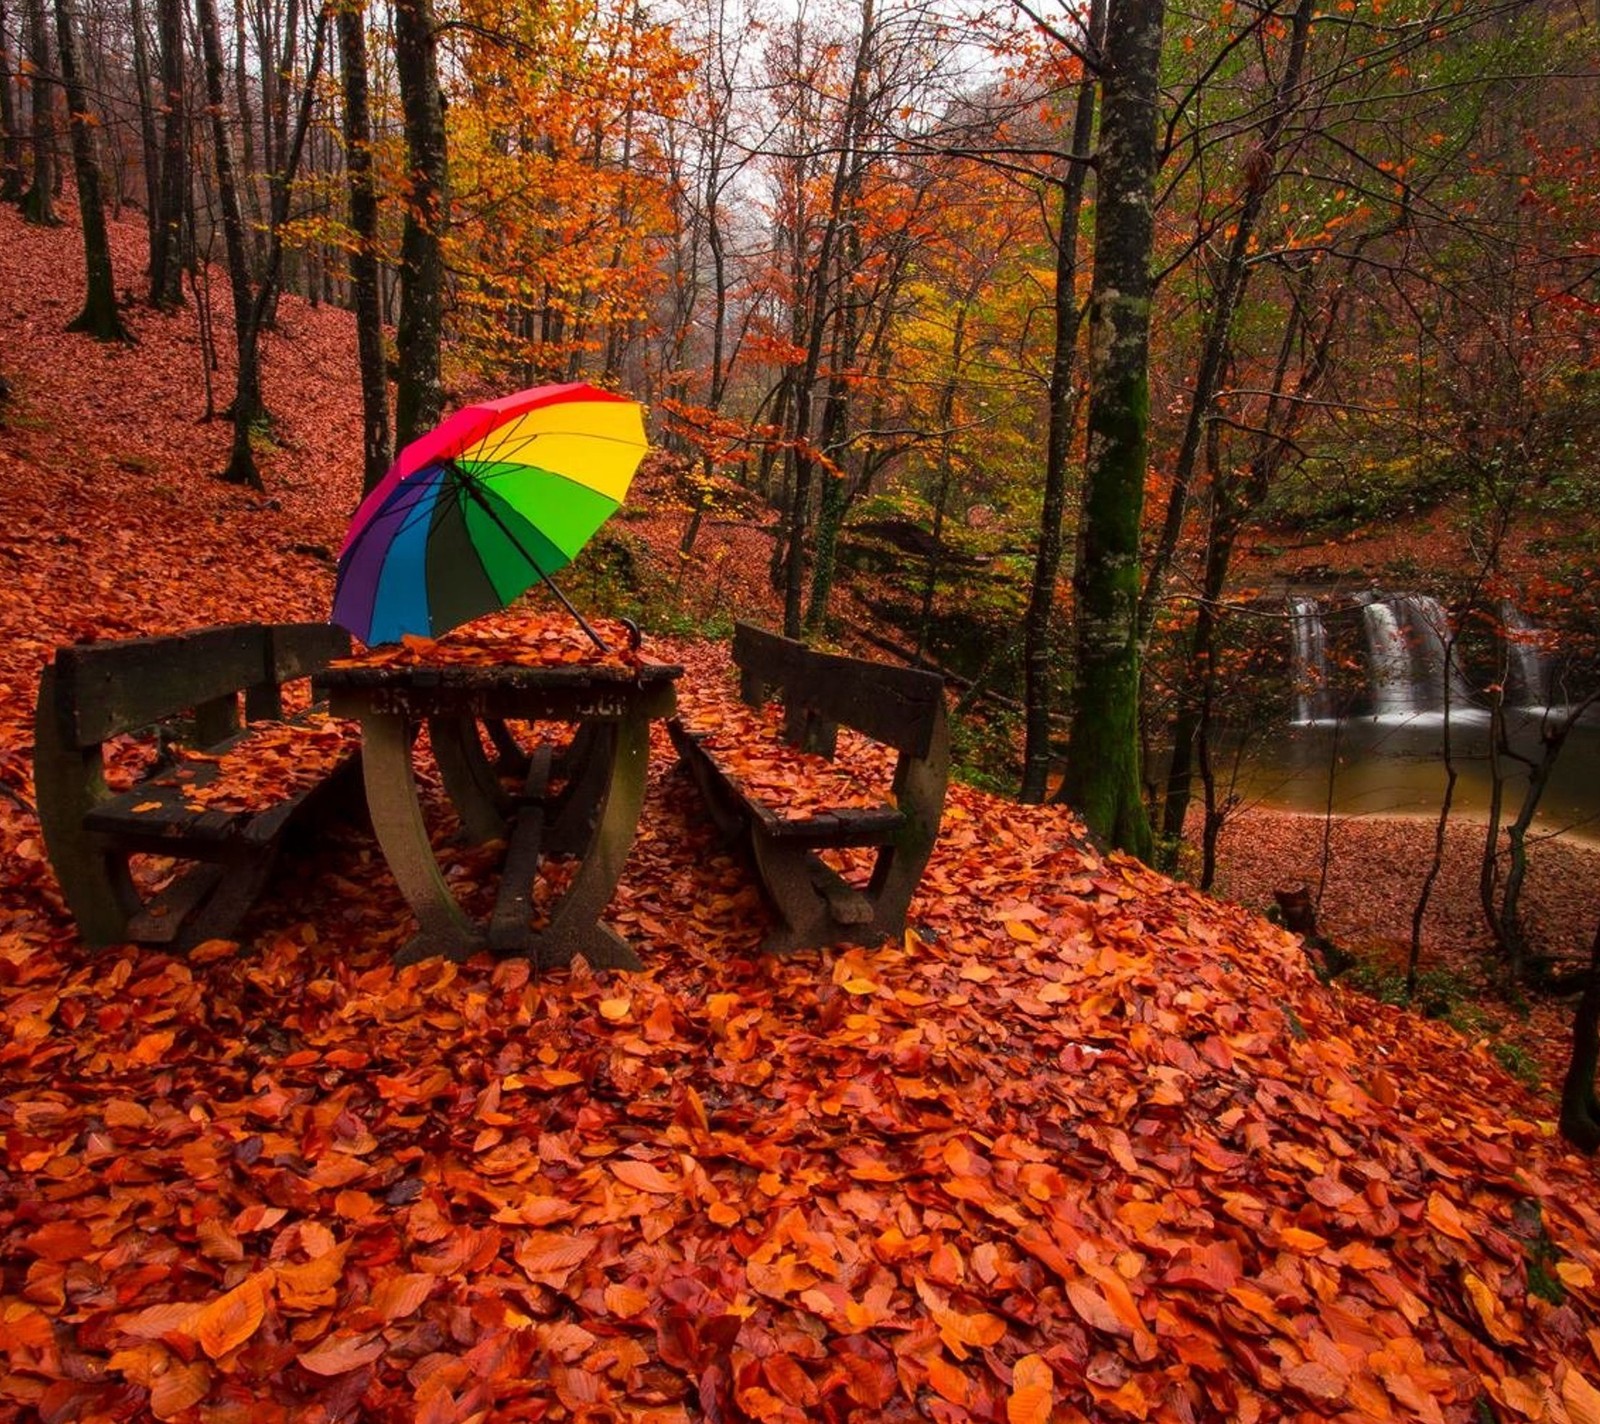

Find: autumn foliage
[7,203,1600,1424]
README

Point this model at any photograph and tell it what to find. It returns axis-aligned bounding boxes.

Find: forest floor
[2,200,1593,1094]
[7,202,1600,1420]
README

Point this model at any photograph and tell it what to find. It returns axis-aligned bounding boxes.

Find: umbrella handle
[621,618,642,652]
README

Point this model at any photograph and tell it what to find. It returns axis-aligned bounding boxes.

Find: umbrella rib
[447,460,611,653]
[337,468,448,585]
[467,426,645,466]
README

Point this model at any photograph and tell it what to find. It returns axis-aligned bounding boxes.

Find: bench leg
[361,710,487,965]
[33,667,140,945]
[172,853,280,949]
[866,711,951,941]
[749,835,836,954]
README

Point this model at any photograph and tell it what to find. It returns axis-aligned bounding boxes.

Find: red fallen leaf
[656,1307,701,1372]
[1162,1241,1242,1293]
[23,1220,93,1262]
[128,1030,177,1065]
[296,1331,385,1376]
[925,1353,970,1406]
[1427,1191,1473,1242]
[827,1346,896,1408]
[1285,1359,1348,1402]
[117,1301,200,1341]
[274,1242,349,1310]
[913,1277,1006,1354]
[104,1099,152,1128]
[764,1353,819,1407]
[553,1361,607,1410]
[604,1282,650,1319]
[1563,1366,1600,1424]
[1307,1175,1356,1208]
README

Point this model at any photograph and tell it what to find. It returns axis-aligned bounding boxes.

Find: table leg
[428,716,507,844]
[520,709,651,972]
[361,711,487,965]
[546,723,610,856]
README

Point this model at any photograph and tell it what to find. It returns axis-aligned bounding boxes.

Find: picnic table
[318,638,681,969]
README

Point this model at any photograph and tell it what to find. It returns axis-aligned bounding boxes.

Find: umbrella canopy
[332,382,647,646]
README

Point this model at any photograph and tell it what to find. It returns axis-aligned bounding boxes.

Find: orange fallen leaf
[189,1273,268,1360]
[296,1331,385,1376]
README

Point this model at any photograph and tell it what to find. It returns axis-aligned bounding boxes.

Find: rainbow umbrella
[332,382,647,648]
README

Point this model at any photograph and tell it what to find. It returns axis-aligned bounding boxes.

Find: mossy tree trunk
[196,0,262,488]
[1056,0,1164,861]
[127,0,160,255]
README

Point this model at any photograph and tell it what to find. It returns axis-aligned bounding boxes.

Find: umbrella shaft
[453,464,610,653]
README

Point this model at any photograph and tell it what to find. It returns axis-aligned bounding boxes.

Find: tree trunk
[53,0,125,339]
[1020,0,1102,804]
[234,0,264,269]
[196,0,261,486]
[338,0,389,493]
[778,0,875,638]
[1497,712,1582,980]
[1560,920,1600,1153]
[392,0,446,451]
[21,0,55,224]
[148,0,185,305]
[1136,0,1314,643]
[128,0,160,249]
[1,0,27,201]
[1056,0,1164,861]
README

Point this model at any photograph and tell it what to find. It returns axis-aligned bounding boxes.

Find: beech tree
[0,0,24,200]
[392,0,445,450]
[1056,0,1164,858]
[20,0,55,224]
[1020,0,1103,803]
[337,0,389,492]
[148,0,185,306]
[52,0,125,338]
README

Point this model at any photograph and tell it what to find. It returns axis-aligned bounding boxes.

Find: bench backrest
[732,622,945,760]
[45,622,351,751]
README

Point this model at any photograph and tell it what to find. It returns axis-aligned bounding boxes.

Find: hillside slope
[4,207,1600,1422]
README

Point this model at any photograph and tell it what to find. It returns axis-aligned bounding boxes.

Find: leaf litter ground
[4,206,1600,1423]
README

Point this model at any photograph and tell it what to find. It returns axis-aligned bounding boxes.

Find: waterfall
[1500,601,1550,708]
[1289,597,1332,723]
[1361,597,1420,718]
[1406,594,1476,712]
[1359,593,1473,719]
